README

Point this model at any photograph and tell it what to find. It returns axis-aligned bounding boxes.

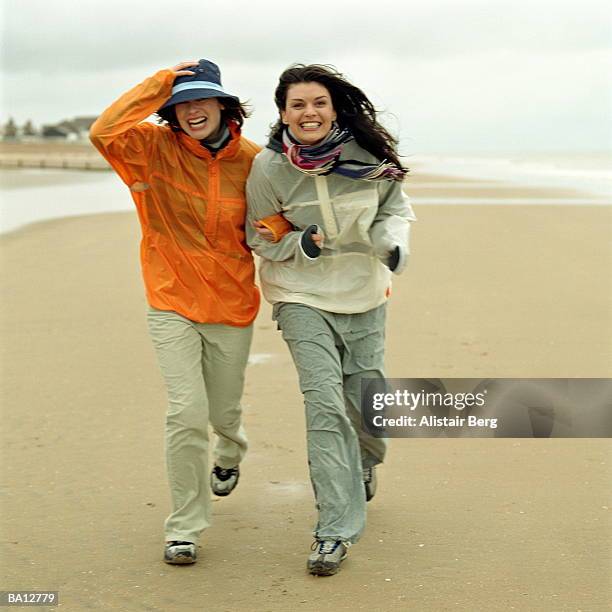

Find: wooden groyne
[0,154,110,171]
[0,142,110,171]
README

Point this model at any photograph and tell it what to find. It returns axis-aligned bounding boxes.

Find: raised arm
[89,62,197,184]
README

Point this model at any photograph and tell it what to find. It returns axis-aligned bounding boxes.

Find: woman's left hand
[310,231,323,248]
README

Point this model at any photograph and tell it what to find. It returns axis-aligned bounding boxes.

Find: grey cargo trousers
[274,302,388,544]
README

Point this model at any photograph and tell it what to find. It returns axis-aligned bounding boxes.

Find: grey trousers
[274,302,388,544]
[147,308,252,543]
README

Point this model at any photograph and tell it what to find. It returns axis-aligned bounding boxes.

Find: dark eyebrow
[288,95,330,103]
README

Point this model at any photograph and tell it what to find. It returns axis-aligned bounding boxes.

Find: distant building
[42,124,74,139]
[41,116,98,141]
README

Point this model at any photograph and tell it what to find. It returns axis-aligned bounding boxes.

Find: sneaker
[307,540,349,576]
[363,466,377,502]
[211,465,240,497]
[164,541,196,565]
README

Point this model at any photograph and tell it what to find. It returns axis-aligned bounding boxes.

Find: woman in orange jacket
[90,59,266,565]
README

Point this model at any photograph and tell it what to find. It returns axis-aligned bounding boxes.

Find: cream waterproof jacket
[246,142,416,313]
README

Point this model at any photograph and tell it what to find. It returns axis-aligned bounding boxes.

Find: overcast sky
[1,0,611,153]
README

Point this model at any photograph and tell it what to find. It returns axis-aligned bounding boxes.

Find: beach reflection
[2,152,610,234]
[0,168,130,233]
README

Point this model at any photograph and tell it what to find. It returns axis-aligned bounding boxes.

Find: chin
[187,128,211,140]
[299,132,326,144]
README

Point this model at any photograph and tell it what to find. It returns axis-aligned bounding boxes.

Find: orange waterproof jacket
[90,69,261,326]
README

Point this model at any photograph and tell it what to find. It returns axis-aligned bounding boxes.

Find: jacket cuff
[299,225,322,260]
[388,245,407,274]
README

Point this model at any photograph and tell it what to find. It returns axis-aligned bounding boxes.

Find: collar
[266,133,283,154]
[203,124,230,149]
[177,121,242,160]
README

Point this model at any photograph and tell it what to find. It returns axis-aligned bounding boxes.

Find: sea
[1,153,610,234]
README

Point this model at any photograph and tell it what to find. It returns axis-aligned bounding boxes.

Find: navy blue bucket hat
[159,59,239,110]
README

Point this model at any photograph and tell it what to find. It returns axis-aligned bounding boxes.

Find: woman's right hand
[252,220,276,242]
[170,61,198,77]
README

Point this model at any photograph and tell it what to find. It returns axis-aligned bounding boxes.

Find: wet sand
[1,178,611,610]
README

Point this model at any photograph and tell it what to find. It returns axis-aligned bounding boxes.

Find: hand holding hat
[170,61,199,77]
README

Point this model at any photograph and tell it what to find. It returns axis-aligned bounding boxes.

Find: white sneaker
[307,540,349,576]
[210,465,240,496]
[164,541,196,564]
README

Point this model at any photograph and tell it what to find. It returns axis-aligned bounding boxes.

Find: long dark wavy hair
[156,97,251,131]
[270,64,407,171]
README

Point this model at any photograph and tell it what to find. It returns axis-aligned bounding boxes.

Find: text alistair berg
[370,390,498,429]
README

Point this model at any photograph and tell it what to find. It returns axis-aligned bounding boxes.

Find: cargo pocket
[343,305,386,374]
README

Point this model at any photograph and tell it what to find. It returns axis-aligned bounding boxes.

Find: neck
[200,123,231,155]
[202,123,228,145]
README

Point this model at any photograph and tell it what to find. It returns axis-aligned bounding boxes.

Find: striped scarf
[280,126,406,182]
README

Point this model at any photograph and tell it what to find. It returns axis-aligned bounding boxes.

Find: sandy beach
[1,168,611,610]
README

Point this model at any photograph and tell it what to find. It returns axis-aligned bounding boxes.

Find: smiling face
[281,82,337,145]
[174,97,225,140]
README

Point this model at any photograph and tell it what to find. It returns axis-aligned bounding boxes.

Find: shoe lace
[320,541,337,554]
[363,468,372,483]
[312,540,345,554]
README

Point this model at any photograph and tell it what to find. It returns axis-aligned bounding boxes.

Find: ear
[332,110,337,122]
[281,110,288,125]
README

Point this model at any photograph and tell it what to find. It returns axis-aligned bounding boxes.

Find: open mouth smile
[188,117,208,128]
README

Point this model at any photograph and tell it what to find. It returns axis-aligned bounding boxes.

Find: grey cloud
[3,0,611,74]
[3,0,610,152]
